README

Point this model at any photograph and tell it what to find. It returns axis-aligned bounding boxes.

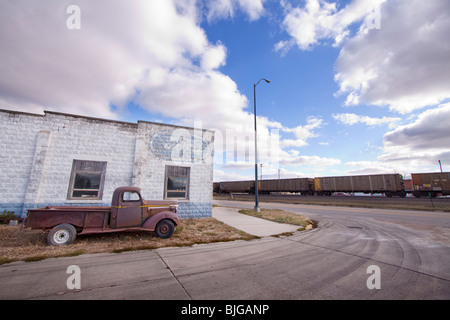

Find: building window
[165,165,190,200]
[67,160,107,200]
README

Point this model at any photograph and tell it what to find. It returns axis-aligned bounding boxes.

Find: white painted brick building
[0,109,214,218]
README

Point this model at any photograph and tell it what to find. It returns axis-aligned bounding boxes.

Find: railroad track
[214,193,450,211]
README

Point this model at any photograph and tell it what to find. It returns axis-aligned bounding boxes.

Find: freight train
[213,172,450,198]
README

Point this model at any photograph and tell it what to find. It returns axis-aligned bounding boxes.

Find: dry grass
[238,208,317,230]
[0,218,258,265]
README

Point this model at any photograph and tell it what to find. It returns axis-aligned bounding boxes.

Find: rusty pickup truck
[24,187,180,245]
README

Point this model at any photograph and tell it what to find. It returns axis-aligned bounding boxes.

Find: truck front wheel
[48,224,77,246]
[155,219,175,239]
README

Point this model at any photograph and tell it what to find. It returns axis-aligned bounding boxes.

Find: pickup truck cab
[24,187,179,245]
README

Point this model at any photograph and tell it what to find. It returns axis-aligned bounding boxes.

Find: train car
[314,173,406,197]
[217,180,255,194]
[260,178,314,195]
[411,172,450,198]
[213,178,314,195]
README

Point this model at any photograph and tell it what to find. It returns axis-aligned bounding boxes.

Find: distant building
[0,109,214,218]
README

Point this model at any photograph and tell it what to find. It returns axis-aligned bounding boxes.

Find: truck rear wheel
[155,219,175,239]
[48,224,77,246]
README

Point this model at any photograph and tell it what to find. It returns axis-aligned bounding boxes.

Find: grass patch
[23,255,49,263]
[22,249,88,263]
[62,249,87,257]
[271,232,295,238]
[0,257,14,265]
[238,208,316,230]
[0,218,257,265]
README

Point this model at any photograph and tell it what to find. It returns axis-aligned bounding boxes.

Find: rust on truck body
[24,187,179,245]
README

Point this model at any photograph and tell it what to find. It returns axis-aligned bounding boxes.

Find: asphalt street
[1,200,449,300]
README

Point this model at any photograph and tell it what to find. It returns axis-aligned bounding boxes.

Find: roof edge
[0,108,214,132]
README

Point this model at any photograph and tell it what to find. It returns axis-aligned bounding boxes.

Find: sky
[1,0,450,182]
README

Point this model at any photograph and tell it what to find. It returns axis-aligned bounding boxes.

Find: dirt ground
[0,218,258,265]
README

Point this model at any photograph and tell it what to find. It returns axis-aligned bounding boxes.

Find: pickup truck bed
[26,206,111,234]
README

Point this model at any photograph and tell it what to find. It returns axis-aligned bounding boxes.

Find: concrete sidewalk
[212,206,299,237]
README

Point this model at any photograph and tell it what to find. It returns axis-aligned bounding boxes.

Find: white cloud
[275,0,383,53]
[276,0,450,115]
[344,160,404,175]
[345,103,450,174]
[201,42,227,70]
[204,0,266,22]
[280,116,323,147]
[334,0,450,114]
[213,166,311,182]
[238,0,266,20]
[333,113,401,128]
[213,169,253,182]
[279,153,341,167]
[381,103,450,161]
[137,69,248,128]
[0,0,217,119]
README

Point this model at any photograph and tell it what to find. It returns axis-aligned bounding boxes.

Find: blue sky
[1,0,450,181]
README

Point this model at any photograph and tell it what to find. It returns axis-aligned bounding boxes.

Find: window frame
[67,160,107,200]
[164,165,190,200]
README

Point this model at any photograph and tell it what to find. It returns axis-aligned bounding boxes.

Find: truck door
[115,191,142,228]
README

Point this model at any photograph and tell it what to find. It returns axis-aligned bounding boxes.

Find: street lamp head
[256,78,271,86]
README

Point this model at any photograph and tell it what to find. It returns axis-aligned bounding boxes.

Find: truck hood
[142,200,178,216]
[142,200,178,207]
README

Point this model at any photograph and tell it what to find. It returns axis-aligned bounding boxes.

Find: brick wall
[0,109,214,218]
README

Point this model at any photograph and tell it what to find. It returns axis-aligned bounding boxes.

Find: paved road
[1,201,450,300]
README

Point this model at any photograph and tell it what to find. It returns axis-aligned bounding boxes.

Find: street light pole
[253,78,270,212]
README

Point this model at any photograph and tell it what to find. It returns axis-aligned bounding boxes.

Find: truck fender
[143,211,179,231]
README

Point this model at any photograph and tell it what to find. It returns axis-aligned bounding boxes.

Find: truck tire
[48,224,77,246]
[155,219,175,239]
